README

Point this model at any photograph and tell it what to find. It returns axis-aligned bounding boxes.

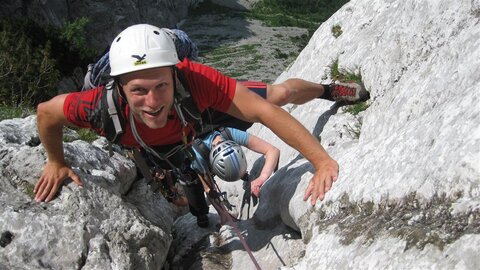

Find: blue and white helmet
[209,140,247,182]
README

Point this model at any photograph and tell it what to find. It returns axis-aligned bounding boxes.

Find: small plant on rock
[329,58,362,82]
[332,24,343,38]
[344,102,370,115]
[0,104,35,121]
[77,129,98,143]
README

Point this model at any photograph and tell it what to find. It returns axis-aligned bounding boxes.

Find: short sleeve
[176,59,236,113]
[63,86,111,136]
[225,127,249,146]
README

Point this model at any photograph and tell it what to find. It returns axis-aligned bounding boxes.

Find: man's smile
[143,105,165,116]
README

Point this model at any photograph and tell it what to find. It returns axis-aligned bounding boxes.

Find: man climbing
[33,24,369,227]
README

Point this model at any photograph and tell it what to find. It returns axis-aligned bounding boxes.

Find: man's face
[120,67,174,129]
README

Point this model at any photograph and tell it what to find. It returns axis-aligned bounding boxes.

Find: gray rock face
[171,0,480,269]
[1,0,479,269]
[250,0,480,268]
[0,116,175,269]
[0,0,201,49]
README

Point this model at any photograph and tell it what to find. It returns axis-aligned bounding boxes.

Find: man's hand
[227,83,340,206]
[34,162,82,202]
[250,178,266,197]
[303,158,339,206]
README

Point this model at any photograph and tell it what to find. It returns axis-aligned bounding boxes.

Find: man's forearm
[227,85,333,168]
[36,95,70,165]
[258,105,332,169]
[225,83,338,203]
[38,121,65,164]
[34,94,83,203]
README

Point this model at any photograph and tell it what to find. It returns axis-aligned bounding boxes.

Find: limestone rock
[0,116,175,269]
[169,0,480,268]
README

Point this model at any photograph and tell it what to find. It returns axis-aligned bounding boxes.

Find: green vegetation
[77,128,98,142]
[23,181,36,199]
[189,0,349,81]
[192,0,348,63]
[311,192,479,251]
[63,127,98,143]
[0,104,35,121]
[190,0,349,35]
[329,57,369,126]
[344,102,369,115]
[201,43,261,60]
[189,0,241,17]
[61,17,97,59]
[249,0,349,36]
[329,58,363,82]
[0,19,59,107]
[289,33,310,49]
[200,43,264,77]
[329,58,362,82]
[273,48,289,59]
[0,17,97,110]
[332,24,343,38]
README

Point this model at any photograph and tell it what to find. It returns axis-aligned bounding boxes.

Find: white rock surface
[0,116,174,269]
[174,0,480,269]
[249,0,479,268]
[1,0,479,269]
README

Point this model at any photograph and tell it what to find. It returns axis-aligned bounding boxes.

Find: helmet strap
[113,77,127,102]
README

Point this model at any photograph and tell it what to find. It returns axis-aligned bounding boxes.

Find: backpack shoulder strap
[192,138,210,165]
[201,109,254,134]
[101,79,126,143]
[173,67,204,128]
[218,126,233,140]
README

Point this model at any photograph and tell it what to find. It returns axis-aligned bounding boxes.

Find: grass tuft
[329,58,363,82]
[63,128,98,143]
[0,103,35,121]
[343,102,370,115]
[332,24,343,38]
[77,129,98,143]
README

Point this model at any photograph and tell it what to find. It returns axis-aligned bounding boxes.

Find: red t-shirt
[63,58,237,147]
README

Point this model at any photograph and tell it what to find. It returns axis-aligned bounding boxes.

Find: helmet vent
[116,37,121,42]
[223,149,234,156]
[209,140,247,182]
[153,30,160,35]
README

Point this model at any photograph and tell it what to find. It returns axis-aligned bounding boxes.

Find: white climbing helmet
[209,140,247,182]
[109,24,180,76]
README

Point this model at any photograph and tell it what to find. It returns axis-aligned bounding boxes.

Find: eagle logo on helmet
[131,54,147,66]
